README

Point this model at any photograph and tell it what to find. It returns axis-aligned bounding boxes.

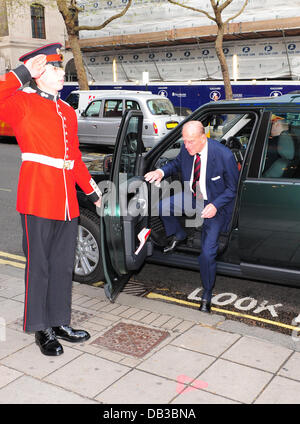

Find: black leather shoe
[163,236,186,254]
[35,328,64,356]
[199,299,211,314]
[53,325,91,343]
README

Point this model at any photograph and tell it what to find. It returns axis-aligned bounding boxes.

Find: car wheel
[73,208,104,284]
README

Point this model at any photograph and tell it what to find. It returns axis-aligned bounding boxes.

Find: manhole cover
[91,322,169,357]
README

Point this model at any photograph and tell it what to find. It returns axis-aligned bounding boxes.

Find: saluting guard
[0,43,102,356]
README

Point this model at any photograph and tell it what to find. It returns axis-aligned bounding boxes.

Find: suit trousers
[20,214,78,332]
[159,193,228,301]
[159,191,204,239]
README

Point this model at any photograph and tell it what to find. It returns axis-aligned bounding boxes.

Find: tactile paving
[91,322,169,357]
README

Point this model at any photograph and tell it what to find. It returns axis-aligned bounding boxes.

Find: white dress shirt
[190,142,208,200]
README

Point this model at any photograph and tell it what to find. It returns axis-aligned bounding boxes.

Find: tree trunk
[215,23,232,100]
[67,32,89,90]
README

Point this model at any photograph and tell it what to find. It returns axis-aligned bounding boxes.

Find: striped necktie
[192,153,201,196]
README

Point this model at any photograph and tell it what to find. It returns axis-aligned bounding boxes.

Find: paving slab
[0,298,23,324]
[45,353,130,398]
[278,351,300,381]
[137,344,215,381]
[0,328,33,359]
[221,335,292,373]
[171,387,240,404]
[171,324,240,357]
[199,358,273,404]
[255,376,300,404]
[95,369,178,404]
[0,375,97,404]
[1,343,83,379]
[0,364,23,388]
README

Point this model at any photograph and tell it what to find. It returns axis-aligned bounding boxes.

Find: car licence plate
[166,121,178,129]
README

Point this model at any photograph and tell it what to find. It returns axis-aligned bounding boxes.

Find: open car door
[100,110,152,302]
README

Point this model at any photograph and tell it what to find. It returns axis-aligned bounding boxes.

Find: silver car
[77,92,184,149]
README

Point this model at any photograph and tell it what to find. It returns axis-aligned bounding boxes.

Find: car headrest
[278,133,295,160]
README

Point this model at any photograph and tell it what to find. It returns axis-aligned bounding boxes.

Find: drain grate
[91,322,169,357]
[122,279,151,297]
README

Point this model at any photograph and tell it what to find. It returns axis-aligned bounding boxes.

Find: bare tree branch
[167,0,216,23]
[76,0,133,32]
[224,0,248,24]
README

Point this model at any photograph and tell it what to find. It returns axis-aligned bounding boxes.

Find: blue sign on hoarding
[61,82,300,112]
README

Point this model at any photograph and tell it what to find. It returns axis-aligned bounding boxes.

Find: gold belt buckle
[63,160,71,170]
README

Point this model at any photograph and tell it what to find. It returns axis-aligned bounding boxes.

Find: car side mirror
[80,111,86,117]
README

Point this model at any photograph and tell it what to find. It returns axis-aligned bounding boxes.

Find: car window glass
[85,100,102,117]
[120,116,140,178]
[65,92,79,109]
[103,99,123,118]
[261,112,300,179]
[147,98,175,115]
[154,112,256,171]
[125,100,141,111]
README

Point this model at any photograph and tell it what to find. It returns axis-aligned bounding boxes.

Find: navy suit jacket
[161,139,239,219]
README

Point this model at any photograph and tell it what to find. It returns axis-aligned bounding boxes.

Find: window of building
[31,3,46,39]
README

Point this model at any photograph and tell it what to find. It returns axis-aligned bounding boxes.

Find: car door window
[85,100,102,117]
[261,111,300,179]
[154,112,256,171]
[125,100,141,111]
[103,99,123,117]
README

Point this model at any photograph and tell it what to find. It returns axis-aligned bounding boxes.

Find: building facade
[0,0,70,73]
[75,0,300,83]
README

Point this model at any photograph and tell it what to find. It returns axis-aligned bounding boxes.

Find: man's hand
[201,203,217,219]
[24,54,47,79]
[144,169,164,184]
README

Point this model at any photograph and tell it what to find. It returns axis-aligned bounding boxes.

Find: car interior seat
[263,132,295,178]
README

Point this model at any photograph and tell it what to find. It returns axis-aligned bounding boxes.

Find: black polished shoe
[163,236,186,254]
[35,328,64,356]
[199,299,211,314]
[53,325,91,343]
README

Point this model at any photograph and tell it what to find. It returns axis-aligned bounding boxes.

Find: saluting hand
[24,54,47,79]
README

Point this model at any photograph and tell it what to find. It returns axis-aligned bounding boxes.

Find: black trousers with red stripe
[20,214,78,332]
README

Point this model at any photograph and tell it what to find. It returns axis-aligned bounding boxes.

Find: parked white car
[75,91,185,149]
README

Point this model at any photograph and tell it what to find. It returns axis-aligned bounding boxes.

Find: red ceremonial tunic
[0,67,99,220]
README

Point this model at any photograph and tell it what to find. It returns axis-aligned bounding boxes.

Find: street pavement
[1,263,300,407]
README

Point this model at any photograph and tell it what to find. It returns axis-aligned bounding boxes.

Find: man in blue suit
[145,121,239,313]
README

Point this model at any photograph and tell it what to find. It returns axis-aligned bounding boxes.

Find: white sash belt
[22,153,74,170]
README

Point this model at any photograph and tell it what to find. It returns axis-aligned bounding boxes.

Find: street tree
[168,0,249,99]
[3,0,132,90]
[56,0,133,90]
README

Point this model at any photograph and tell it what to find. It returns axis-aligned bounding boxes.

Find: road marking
[0,251,26,262]
[146,292,300,333]
[0,259,25,269]
[0,188,12,192]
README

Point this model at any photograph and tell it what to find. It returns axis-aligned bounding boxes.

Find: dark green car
[74,93,300,301]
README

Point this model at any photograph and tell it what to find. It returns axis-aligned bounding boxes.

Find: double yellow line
[0,251,26,269]
[1,250,299,334]
[146,292,300,334]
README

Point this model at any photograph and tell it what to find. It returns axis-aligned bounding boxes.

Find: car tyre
[73,208,104,284]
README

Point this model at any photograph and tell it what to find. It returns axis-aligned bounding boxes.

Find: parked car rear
[76,92,185,149]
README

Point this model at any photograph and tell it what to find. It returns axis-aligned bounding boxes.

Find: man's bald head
[183,120,205,137]
[182,120,207,156]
